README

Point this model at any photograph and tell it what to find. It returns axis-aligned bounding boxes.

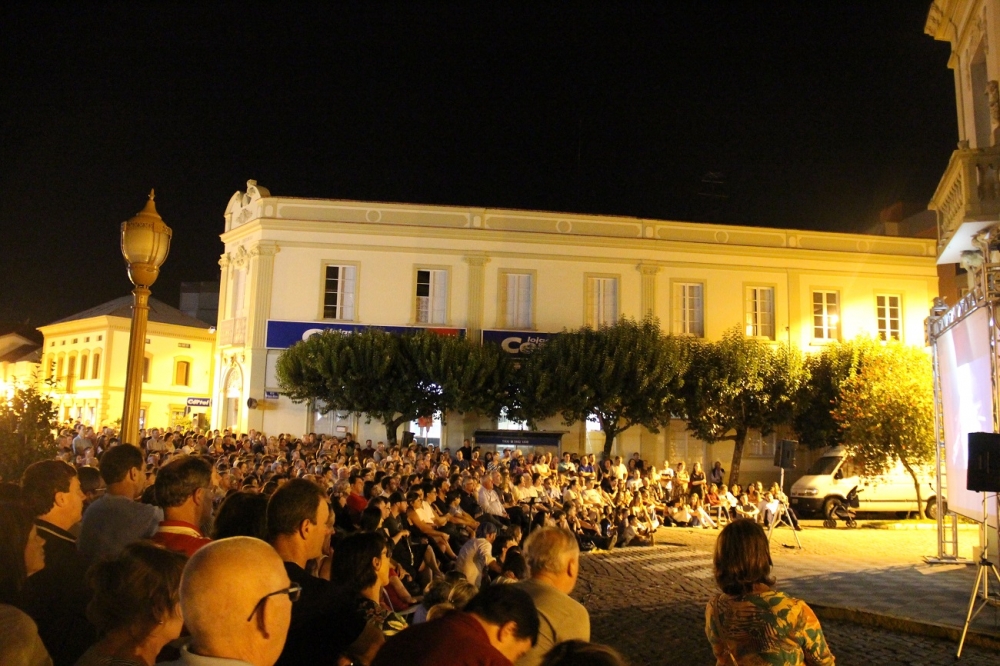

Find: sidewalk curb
[810,602,1000,651]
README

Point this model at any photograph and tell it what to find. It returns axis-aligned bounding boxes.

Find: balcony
[930,145,1000,264]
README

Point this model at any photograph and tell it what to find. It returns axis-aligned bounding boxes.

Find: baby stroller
[823,486,860,528]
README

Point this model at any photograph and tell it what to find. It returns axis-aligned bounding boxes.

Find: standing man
[78,443,163,564]
[21,460,92,666]
[515,527,590,666]
[152,455,216,557]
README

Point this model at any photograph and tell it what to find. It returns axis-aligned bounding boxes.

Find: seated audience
[456,521,502,588]
[706,520,834,665]
[540,641,628,666]
[330,531,408,637]
[0,501,51,666]
[372,584,539,666]
[76,542,186,666]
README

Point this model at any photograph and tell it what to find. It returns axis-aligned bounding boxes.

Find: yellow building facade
[37,297,215,430]
[214,181,939,478]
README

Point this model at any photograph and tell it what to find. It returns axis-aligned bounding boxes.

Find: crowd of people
[0,422,831,666]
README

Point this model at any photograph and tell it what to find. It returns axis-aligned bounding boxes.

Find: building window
[745,286,775,339]
[56,356,65,381]
[91,352,101,380]
[673,282,704,337]
[416,269,448,324]
[812,290,840,340]
[501,272,533,329]
[586,276,618,327]
[175,360,191,387]
[66,356,76,393]
[143,356,151,384]
[323,265,357,320]
[876,294,901,341]
[79,354,88,380]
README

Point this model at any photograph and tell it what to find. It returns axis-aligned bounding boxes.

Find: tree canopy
[681,327,803,484]
[276,328,510,444]
[0,378,58,482]
[832,340,935,514]
[512,317,690,458]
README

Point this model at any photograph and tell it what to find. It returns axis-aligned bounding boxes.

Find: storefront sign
[481,329,555,356]
[264,391,280,400]
[186,397,211,408]
[266,320,465,349]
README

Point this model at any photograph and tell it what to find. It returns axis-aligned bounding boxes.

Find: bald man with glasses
[160,537,298,666]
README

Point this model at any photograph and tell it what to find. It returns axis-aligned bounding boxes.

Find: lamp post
[120,190,172,446]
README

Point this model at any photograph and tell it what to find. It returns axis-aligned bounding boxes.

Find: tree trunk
[899,455,924,520]
[602,427,618,460]
[384,417,406,446]
[729,427,748,486]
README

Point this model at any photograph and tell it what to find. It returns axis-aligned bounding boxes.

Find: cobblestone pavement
[573,522,1000,665]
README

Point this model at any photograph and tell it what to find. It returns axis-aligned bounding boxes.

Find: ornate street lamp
[120,190,172,446]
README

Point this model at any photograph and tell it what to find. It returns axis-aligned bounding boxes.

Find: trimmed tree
[681,327,803,485]
[276,328,510,444]
[832,340,935,517]
[0,379,58,482]
[511,317,690,459]
[793,337,879,451]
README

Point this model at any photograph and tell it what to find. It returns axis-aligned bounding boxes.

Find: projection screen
[936,306,998,521]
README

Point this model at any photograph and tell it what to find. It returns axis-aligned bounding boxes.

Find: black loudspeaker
[401,431,415,446]
[967,432,1000,492]
[773,439,797,470]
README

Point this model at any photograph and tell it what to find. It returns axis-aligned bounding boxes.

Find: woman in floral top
[705,519,834,665]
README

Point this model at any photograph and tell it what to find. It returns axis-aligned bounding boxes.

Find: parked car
[789,447,943,519]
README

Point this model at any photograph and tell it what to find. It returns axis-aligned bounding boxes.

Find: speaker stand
[956,493,1000,658]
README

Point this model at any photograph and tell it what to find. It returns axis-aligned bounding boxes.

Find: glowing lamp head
[121,189,172,287]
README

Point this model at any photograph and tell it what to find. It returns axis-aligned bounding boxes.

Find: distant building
[180,281,220,326]
[0,329,42,393]
[37,297,215,430]
[211,180,938,481]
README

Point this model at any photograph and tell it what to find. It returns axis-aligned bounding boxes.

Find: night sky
[1,2,955,330]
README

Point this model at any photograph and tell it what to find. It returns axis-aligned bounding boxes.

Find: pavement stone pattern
[572,522,1000,665]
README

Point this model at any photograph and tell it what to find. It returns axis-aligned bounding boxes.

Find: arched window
[56,355,65,382]
[91,350,102,380]
[66,355,77,393]
[79,353,89,381]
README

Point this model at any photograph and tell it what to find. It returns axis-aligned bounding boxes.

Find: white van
[789,447,943,519]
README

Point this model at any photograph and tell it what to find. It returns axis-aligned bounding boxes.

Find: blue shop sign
[266,320,465,349]
[481,329,555,355]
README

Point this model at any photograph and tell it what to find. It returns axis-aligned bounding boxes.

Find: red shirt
[346,492,368,522]
[151,520,211,558]
[372,612,512,666]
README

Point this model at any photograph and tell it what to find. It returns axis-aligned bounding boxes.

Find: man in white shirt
[612,456,628,481]
[477,475,508,518]
[455,522,501,588]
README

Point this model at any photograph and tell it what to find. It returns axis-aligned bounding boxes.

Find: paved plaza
[574,521,1000,665]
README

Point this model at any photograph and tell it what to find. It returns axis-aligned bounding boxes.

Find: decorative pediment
[225,180,272,231]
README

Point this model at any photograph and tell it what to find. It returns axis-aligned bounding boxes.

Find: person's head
[501,552,529,581]
[266,479,330,560]
[331,531,390,595]
[522,527,580,594]
[100,443,148,496]
[464,584,539,662]
[155,455,215,529]
[0,501,44,606]
[21,460,83,528]
[86,542,186,644]
[212,491,269,540]
[180,537,295,666]
[540,640,628,666]
[477,520,498,542]
[78,466,106,504]
[713,519,775,596]
[424,579,478,621]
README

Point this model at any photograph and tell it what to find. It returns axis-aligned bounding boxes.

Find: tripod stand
[956,493,1000,658]
[766,501,803,549]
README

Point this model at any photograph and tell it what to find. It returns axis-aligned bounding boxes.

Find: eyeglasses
[246,584,302,621]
